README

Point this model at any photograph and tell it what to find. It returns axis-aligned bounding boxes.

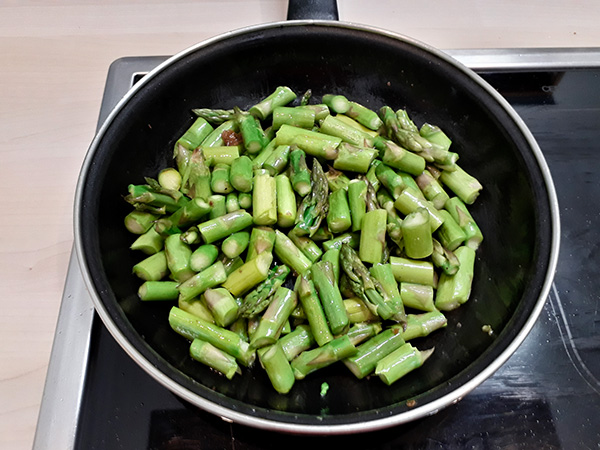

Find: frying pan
[74,0,560,434]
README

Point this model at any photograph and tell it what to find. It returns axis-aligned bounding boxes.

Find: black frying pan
[74,0,560,434]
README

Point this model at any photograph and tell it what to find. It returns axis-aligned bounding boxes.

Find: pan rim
[73,19,561,435]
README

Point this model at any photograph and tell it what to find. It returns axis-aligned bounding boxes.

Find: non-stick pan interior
[78,22,554,429]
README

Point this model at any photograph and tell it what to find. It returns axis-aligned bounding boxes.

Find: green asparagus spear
[333,143,377,174]
[347,179,367,232]
[130,227,164,255]
[197,210,253,244]
[380,139,426,176]
[258,343,295,394]
[125,210,158,235]
[297,274,334,346]
[294,159,329,237]
[319,115,375,148]
[178,297,215,324]
[416,169,450,209]
[190,338,241,380]
[221,231,250,259]
[253,170,277,226]
[273,230,313,275]
[322,232,360,252]
[169,306,255,366]
[311,261,349,335]
[246,226,276,262]
[326,167,351,192]
[322,94,350,114]
[221,251,273,297]
[239,264,290,318]
[288,229,323,263]
[251,287,298,348]
[238,192,252,209]
[394,187,445,232]
[189,244,220,272]
[344,327,406,379]
[200,119,237,148]
[444,197,484,249]
[401,208,433,259]
[343,297,378,323]
[291,335,357,380]
[178,261,227,302]
[345,322,383,346]
[185,149,212,200]
[272,106,315,130]
[225,192,240,213]
[359,209,387,264]
[439,164,483,205]
[138,281,179,301]
[229,155,254,192]
[400,282,436,312]
[288,147,312,197]
[389,256,435,286]
[401,311,447,341]
[192,108,236,125]
[375,343,433,385]
[435,246,476,311]
[345,101,384,131]
[202,145,240,166]
[275,174,297,228]
[249,86,297,120]
[327,188,352,234]
[164,234,195,282]
[263,145,291,176]
[203,287,239,328]
[208,194,226,219]
[277,324,315,361]
[210,163,233,194]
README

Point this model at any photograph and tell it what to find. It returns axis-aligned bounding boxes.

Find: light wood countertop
[1,1,599,448]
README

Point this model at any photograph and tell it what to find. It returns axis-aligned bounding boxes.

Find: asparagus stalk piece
[197,210,253,244]
[395,109,419,133]
[340,244,397,320]
[333,143,377,174]
[203,288,239,328]
[202,145,240,166]
[239,264,290,318]
[225,192,240,214]
[252,139,278,170]
[192,108,236,125]
[169,306,255,366]
[251,287,298,348]
[326,167,351,192]
[294,159,329,237]
[174,117,214,177]
[277,324,315,361]
[322,94,350,114]
[400,282,436,312]
[189,244,219,272]
[133,251,169,281]
[420,123,452,151]
[210,163,233,194]
[208,194,226,219]
[369,263,406,323]
[221,231,250,259]
[164,234,194,282]
[299,89,312,106]
[327,188,352,234]
[154,197,212,236]
[380,139,426,176]
[249,86,297,120]
[178,261,227,302]
[235,108,266,154]
[288,147,312,197]
[347,179,367,232]
[359,209,387,265]
[439,164,483,205]
[291,134,340,160]
[319,115,375,148]
[322,232,360,252]
[185,149,212,200]
[401,311,447,341]
[275,174,297,228]
[253,170,277,226]
[288,229,323,263]
[311,261,349,335]
[272,106,315,130]
[335,114,379,137]
[138,281,179,301]
[390,256,435,286]
[301,103,330,121]
[321,247,340,284]
[190,338,241,380]
[444,197,484,250]
[394,187,445,232]
[263,145,291,176]
[345,322,383,346]
[258,343,295,394]
[344,327,406,379]
[200,119,237,148]
[366,159,382,192]
[431,238,461,277]
[291,335,357,380]
[401,208,433,259]
[435,246,476,311]
[126,183,187,213]
[130,227,164,255]
[229,317,249,341]
[345,101,384,131]
[246,226,276,262]
[375,343,434,385]
[274,230,313,275]
[344,297,378,323]
[219,255,244,276]
[375,163,406,199]
[297,274,334,347]
[125,210,158,235]
[221,251,273,297]
[416,169,450,209]
[178,297,215,324]
[238,192,252,209]
[229,155,254,192]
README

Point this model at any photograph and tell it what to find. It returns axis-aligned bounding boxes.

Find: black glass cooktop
[73,56,600,449]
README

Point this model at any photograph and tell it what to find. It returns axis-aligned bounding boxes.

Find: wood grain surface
[0,1,598,448]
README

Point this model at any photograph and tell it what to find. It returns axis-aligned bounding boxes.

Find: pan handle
[286,0,339,21]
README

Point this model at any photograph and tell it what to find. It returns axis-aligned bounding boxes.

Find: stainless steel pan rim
[74,19,561,435]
